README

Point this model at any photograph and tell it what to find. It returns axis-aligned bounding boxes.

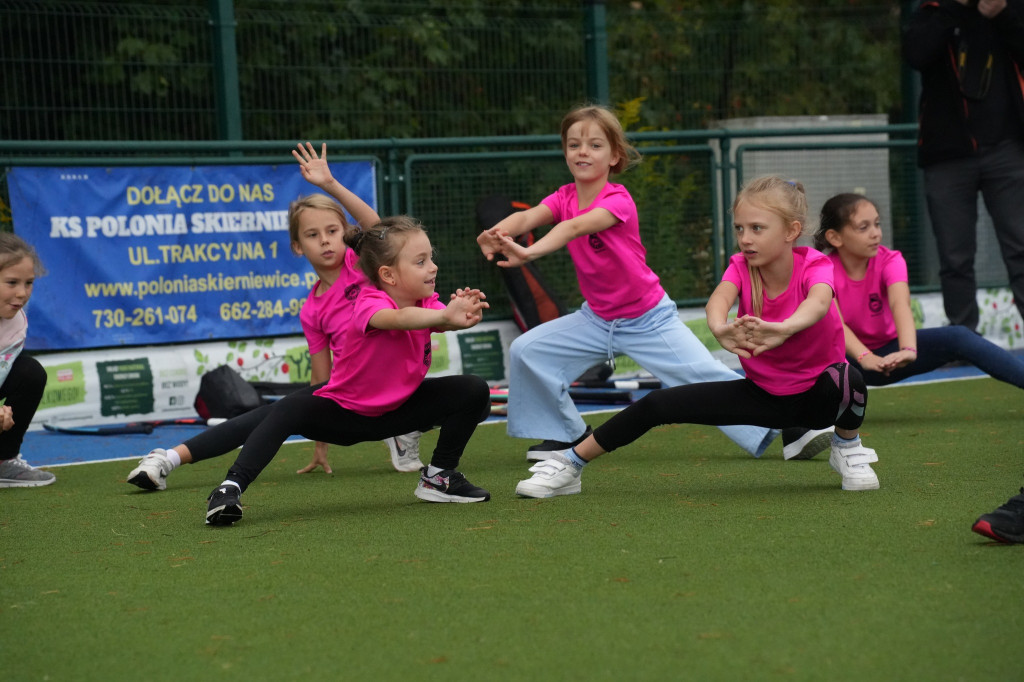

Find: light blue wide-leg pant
[507,294,775,456]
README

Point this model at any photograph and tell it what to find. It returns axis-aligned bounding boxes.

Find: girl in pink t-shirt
[128,144,423,494]
[478,104,779,465]
[0,234,53,488]
[206,215,493,526]
[814,192,1024,389]
[516,176,881,499]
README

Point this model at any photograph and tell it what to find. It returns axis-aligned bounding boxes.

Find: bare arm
[477,205,554,261]
[369,289,488,332]
[297,347,334,474]
[706,280,754,358]
[293,142,380,228]
[492,208,618,268]
[741,282,835,356]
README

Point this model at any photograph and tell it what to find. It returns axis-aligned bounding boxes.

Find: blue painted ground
[23,360,1010,469]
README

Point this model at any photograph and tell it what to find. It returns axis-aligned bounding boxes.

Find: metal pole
[209,0,243,141]
[584,0,610,105]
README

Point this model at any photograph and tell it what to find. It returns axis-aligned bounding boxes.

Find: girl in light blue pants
[507,294,776,456]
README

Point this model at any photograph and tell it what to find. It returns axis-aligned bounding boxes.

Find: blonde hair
[560,104,641,175]
[732,176,808,317]
[0,232,45,276]
[287,194,350,246]
[342,215,427,287]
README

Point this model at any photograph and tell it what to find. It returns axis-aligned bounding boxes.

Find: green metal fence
[1,124,949,325]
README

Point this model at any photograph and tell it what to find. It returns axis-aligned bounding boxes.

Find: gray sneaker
[0,455,56,488]
[127,449,174,491]
[386,432,424,472]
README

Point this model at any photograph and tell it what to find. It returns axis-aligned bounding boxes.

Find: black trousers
[0,354,47,459]
[593,363,866,454]
[224,374,491,491]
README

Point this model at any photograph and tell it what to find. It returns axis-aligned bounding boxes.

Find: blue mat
[24,362,1001,468]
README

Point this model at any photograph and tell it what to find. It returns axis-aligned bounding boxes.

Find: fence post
[583,0,610,105]
[209,0,243,142]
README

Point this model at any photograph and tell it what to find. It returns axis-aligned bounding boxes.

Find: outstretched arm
[297,347,334,474]
[741,282,834,356]
[477,205,554,261]
[369,289,489,331]
[706,280,755,358]
[293,142,380,229]
[491,208,618,268]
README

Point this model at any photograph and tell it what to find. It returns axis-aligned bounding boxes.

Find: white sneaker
[515,457,582,498]
[127,449,174,491]
[782,426,835,460]
[828,438,880,491]
[386,432,424,473]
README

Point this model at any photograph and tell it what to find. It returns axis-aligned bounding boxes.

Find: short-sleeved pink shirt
[314,287,445,416]
[299,248,368,359]
[828,245,908,350]
[722,246,846,395]
[540,182,665,320]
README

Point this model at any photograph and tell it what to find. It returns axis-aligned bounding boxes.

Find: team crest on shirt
[345,283,361,300]
[588,234,605,252]
[868,293,883,315]
[422,340,432,367]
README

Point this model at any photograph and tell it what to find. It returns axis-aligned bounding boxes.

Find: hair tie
[856,350,872,362]
[901,346,917,354]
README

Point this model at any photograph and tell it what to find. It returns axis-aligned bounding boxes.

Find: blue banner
[8,163,376,350]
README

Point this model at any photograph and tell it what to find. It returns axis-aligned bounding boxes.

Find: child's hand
[443,288,489,329]
[0,405,14,432]
[493,235,533,268]
[477,227,509,262]
[739,316,791,356]
[858,353,889,374]
[292,142,334,188]
[876,349,916,375]
[711,318,755,358]
[296,441,332,474]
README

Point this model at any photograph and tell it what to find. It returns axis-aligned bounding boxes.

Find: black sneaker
[414,468,490,503]
[206,484,243,526]
[525,426,593,463]
[972,488,1024,544]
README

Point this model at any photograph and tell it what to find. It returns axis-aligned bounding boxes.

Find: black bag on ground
[193,365,264,419]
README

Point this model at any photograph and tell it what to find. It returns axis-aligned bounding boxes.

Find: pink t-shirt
[722,246,845,395]
[0,309,27,387]
[540,182,665,320]
[299,248,368,359]
[828,245,908,350]
[314,287,445,416]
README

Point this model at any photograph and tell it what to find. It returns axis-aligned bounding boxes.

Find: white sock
[165,448,182,469]
[833,433,859,445]
[426,465,443,476]
[219,480,241,490]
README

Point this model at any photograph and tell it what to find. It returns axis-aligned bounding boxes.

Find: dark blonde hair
[732,175,808,317]
[0,233,45,276]
[560,104,641,175]
[814,193,874,252]
[342,215,427,287]
[287,194,350,246]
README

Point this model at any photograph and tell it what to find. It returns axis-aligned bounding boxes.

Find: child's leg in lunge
[614,295,777,457]
[382,375,492,503]
[515,379,786,499]
[806,363,878,491]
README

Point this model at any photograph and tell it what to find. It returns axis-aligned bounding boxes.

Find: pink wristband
[856,350,871,361]
[901,346,917,354]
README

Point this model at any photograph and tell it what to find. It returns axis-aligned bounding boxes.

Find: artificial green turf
[2,378,1022,681]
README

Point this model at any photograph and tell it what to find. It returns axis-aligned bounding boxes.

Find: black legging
[224,374,491,491]
[183,386,322,463]
[594,362,866,454]
[0,353,47,459]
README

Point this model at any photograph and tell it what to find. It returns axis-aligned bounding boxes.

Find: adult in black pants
[903,0,1024,330]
